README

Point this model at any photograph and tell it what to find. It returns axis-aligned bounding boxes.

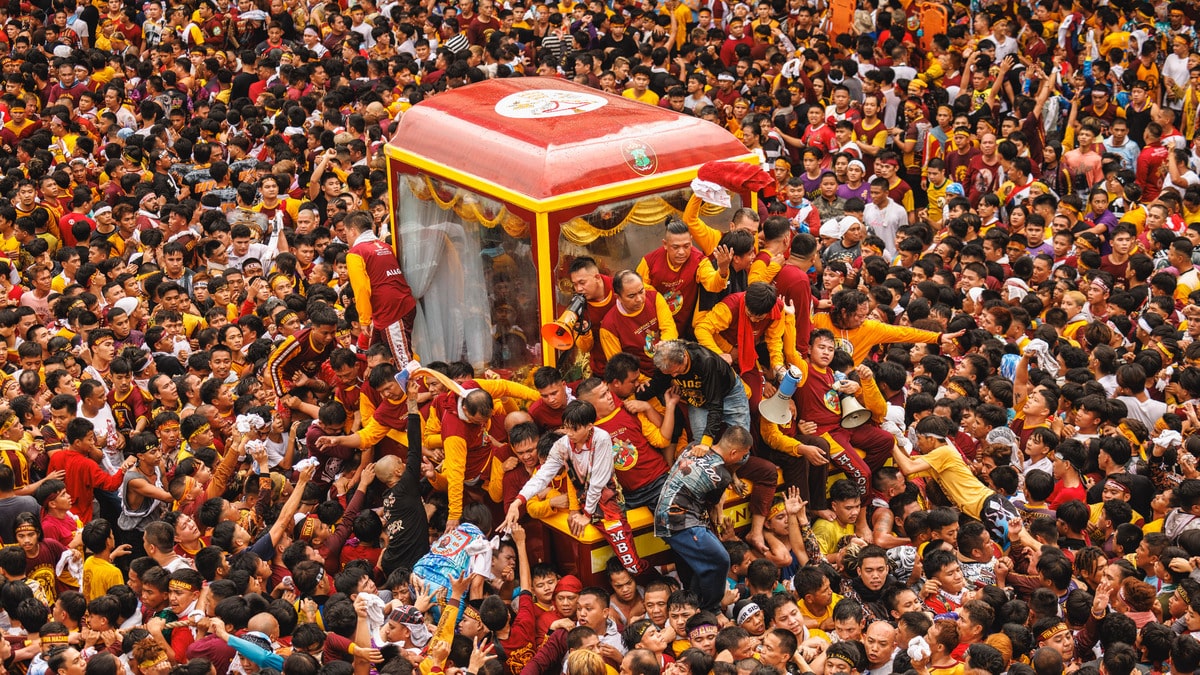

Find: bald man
[863,621,896,675]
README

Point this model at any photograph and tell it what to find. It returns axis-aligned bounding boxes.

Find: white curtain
[396,179,495,369]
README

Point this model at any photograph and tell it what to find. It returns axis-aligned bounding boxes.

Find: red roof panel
[388,77,751,201]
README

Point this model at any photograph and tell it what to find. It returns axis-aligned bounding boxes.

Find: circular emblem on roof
[494,89,608,119]
[621,139,658,176]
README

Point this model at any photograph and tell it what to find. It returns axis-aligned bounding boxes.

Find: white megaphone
[759,366,802,425]
[839,388,872,429]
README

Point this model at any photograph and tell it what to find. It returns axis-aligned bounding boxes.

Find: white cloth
[689,178,730,207]
[1022,338,1059,377]
[360,592,387,635]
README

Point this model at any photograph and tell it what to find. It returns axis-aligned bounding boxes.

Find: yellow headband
[41,635,68,645]
[139,655,167,670]
[769,501,787,519]
[278,311,298,325]
[1039,623,1069,642]
[947,382,967,397]
[14,523,37,537]
[0,416,18,436]
[169,579,199,592]
[188,423,211,442]
[172,476,197,512]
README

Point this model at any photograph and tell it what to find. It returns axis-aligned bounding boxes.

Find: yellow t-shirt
[926,180,952,225]
[82,556,124,600]
[800,592,844,627]
[918,445,994,519]
[813,518,855,554]
[0,233,18,261]
[622,88,660,106]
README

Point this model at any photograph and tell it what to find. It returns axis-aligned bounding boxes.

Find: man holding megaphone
[789,328,895,538]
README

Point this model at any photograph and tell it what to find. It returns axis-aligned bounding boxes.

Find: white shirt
[863,198,909,258]
[1163,53,1191,109]
[77,403,121,474]
[1163,168,1200,197]
[993,35,1018,61]
[1116,395,1168,431]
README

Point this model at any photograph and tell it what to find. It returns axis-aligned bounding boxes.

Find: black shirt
[380,413,431,574]
[637,341,740,441]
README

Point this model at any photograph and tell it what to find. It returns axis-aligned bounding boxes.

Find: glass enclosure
[396,173,540,370]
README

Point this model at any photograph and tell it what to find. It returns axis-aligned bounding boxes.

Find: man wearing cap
[198,1,229,49]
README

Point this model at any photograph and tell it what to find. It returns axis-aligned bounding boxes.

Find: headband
[1104,478,1130,495]
[172,476,197,512]
[1181,586,1191,605]
[187,423,211,442]
[14,523,37,536]
[946,382,967,397]
[0,416,18,436]
[1039,623,1069,642]
[278,311,298,325]
[826,653,855,670]
[462,604,482,623]
[688,625,719,639]
[768,501,787,519]
[169,578,199,592]
[300,514,319,540]
[159,420,180,431]
[736,603,761,625]
[41,634,69,645]
[1060,203,1081,216]
[1091,277,1110,293]
[139,655,168,670]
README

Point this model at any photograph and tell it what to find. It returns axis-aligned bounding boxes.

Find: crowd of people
[5,0,1200,675]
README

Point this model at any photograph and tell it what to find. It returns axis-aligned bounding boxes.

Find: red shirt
[348,234,416,328]
[641,246,707,330]
[601,289,670,377]
[1048,481,1087,510]
[46,449,124,522]
[1137,145,1169,201]
[595,407,669,493]
[796,363,839,433]
[583,275,616,375]
[528,400,564,432]
[772,263,812,355]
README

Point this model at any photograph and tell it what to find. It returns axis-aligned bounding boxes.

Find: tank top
[118,467,165,531]
[1126,102,1154,153]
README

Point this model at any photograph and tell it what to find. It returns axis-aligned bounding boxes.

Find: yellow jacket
[694,301,785,372]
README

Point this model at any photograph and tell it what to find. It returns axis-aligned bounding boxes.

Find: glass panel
[395,173,539,370]
[552,189,742,299]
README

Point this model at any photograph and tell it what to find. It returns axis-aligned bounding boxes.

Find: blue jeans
[688,376,751,443]
[663,526,730,612]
